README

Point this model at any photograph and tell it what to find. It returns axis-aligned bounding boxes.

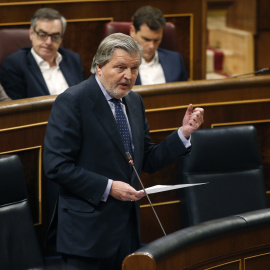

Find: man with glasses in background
[0,8,85,100]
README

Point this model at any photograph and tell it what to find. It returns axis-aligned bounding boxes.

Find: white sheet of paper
[139,183,208,194]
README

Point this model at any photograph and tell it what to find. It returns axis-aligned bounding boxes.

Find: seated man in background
[0,8,85,100]
[130,5,188,85]
[0,83,11,102]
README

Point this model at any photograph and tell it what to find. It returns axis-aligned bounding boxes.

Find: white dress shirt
[139,51,166,85]
[31,48,69,95]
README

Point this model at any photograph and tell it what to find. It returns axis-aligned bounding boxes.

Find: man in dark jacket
[0,8,85,100]
[130,5,188,85]
[43,33,204,270]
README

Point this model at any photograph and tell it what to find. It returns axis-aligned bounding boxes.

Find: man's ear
[96,64,102,76]
[29,27,33,41]
[129,25,136,38]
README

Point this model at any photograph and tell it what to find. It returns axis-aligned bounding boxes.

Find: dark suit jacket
[0,47,85,100]
[43,75,190,258]
[135,48,188,85]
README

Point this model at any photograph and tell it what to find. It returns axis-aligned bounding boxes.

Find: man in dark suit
[0,8,85,100]
[43,33,204,270]
[130,5,188,85]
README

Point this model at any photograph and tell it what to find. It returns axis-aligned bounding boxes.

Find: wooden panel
[207,0,235,10]
[254,0,270,74]
[63,19,112,78]
[215,0,270,74]
[134,75,270,108]
[225,0,270,33]
[204,261,240,270]
[257,0,270,30]
[140,201,182,242]
[226,0,257,34]
[255,32,270,70]
[244,252,270,270]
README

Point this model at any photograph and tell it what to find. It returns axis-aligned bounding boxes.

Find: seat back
[124,208,270,269]
[103,21,178,51]
[0,155,44,270]
[0,28,31,68]
[179,125,268,227]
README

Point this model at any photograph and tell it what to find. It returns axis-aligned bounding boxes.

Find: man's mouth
[118,80,130,88]
[41,47,52,52]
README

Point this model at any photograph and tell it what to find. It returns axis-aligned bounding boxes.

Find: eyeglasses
[34,28,63,43]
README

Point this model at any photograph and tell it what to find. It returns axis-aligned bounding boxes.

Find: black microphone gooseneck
[230,67,270,78]
[125,152,166,236]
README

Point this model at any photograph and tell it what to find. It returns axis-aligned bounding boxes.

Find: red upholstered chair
[0,28,31,68]
[103,22,178,52]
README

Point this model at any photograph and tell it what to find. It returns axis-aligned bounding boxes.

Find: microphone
[230,67,270,78]
[126,152,166,236]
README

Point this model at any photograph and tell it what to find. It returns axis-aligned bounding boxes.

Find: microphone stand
[126,152,166,236]
[230,67,270,78]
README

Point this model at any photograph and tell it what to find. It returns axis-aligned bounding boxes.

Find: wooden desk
[0,75,269,253]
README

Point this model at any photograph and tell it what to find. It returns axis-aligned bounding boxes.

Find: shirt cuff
[101,179,113,202]
[178,127,191,148]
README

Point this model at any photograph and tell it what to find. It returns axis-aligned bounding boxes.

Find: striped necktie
[110,98,134,159]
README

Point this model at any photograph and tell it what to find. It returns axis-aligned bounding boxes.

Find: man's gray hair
[31,8,67,33]
[91,33,142,74]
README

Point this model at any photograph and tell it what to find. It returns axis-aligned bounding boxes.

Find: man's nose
[45,36,53,44]
[148,40,155,49]
[124,69,132,80]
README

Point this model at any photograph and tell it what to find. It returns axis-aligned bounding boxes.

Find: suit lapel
[59,56,73,86]
[88,77,128,161]
[158,49,170,82]
[27,52,50,95]
[58,48,75,86]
